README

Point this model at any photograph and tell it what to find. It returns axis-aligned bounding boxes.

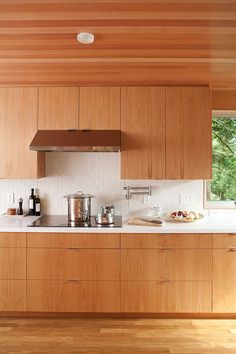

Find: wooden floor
[0,318,236,354]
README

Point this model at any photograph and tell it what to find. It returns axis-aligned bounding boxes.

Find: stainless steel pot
[95,213,114,225]
[101,205,115,215]
[64,191,94,222]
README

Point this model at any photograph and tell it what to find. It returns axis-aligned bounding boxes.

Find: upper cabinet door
[0,88,44,179]
[121,87,166,179]
[38,87,79,130]
[166,86,212,179]
[79,87,121,130]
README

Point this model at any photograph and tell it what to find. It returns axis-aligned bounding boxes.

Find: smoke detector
[77,32,95,44]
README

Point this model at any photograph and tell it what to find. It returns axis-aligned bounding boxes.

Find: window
[204,111,236,209]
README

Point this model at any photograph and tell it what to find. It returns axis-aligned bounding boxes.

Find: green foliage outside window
[207,117,236,201]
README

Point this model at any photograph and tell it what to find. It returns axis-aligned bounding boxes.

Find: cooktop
[27,215,122,228]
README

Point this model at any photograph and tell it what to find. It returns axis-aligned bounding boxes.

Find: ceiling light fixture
[77,32,95,44]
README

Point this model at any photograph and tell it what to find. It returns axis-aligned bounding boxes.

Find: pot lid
[64,191,94,199]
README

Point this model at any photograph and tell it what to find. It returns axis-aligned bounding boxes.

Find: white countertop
[0,215,235,233]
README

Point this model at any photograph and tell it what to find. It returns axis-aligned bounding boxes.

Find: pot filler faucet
[123,186,152,200]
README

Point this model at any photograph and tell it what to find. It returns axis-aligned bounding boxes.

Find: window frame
[204,110,236,210]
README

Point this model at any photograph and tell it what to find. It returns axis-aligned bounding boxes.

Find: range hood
[29,130,121,152]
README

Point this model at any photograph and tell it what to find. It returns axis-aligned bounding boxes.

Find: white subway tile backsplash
[0,152,204,216]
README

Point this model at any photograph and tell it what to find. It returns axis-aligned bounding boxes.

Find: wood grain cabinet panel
[27,280,120,312]
[121,233,212,249]
[0,87,45,179]
[0,233,26,248]
[0,233,26,311]
[0,248,26,279]
[27,249,120,281]
[38,87,79,130]
[166,86,212,179]
[27,232,120,249]
[121,249,212,281]
[121,281,212,313]
[121,87,166,179]
[79,87,121,130]
[213,249,236,313]
[213,233,236,249]
[0,280,26,311]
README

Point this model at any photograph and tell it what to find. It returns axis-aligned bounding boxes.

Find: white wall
[0,152,204,216]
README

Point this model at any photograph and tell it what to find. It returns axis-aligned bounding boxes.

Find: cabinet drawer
[213,234,236,248]
[213,249,236,313]
[27,280,120,312]
[27,233,120,249]
[0,232,26,248]
[121,281,212,313]
[27,249,120,280]
[0,248,26,279]
[0,280,26,311]
[121,233,212,249]
[121,249,212,281]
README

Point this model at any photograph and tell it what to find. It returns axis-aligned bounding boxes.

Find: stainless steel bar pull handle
[157,280,171,284]
[159,248,173,252]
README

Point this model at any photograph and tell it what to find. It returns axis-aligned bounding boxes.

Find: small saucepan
[95,213,114,225]
[101,205,115,215]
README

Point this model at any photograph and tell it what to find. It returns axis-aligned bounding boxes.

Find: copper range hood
[29,130,121,152]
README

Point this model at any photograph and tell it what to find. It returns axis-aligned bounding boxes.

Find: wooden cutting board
[128,217,164,227]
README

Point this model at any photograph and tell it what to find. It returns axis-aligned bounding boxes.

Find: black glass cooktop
[28,215,122,228]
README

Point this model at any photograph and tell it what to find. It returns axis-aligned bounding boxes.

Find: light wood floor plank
[0,318,235,353]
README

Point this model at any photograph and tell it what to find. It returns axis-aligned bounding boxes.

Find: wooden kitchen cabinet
[0,88,45,179]
[121,85,211,180]
[213,233,236,249]
[27,232,120,249]
[121,281,212,313]
[213,249,236,312]
[121,232,213,313]
[27,280,120,312]
[121,233,212,249]
[0,248,26,279]
[0,231,223,315]
[26,232,120,313]
[213,234,236,313]
[79,87,121,130]
[121,87,166,179]
[27,249,120,281]
[0,232,26,248]
[165,86,212,179]
[38,87,79,130]
[121,249,212,281]
[0,232,26,312]
[0,280,26,311]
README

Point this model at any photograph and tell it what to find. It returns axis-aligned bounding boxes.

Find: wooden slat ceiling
[0,0,236,88]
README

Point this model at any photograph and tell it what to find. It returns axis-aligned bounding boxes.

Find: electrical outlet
[180,194,195,204]
[7,193,15,203]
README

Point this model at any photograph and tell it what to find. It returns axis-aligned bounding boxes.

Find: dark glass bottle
[35,192,41,216]
[28,188,35,216]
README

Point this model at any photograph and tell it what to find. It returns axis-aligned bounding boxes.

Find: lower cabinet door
[0,248,26,279]
[121,249,212,281]
[213,249,236,313]
[27,280,120,312]
[121,281,212,313]
[0,280,26,311]
[27,249,120,281]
